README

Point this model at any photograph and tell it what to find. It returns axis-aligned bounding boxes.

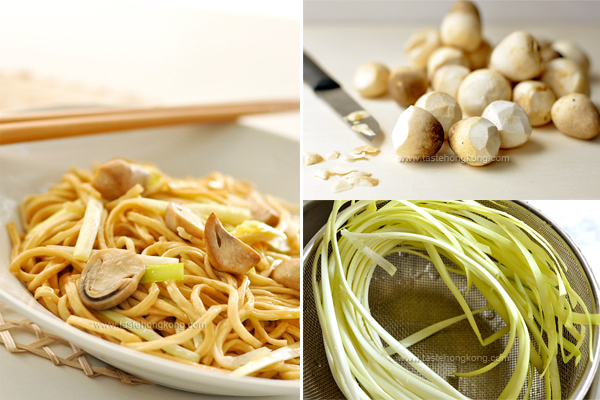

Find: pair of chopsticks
[0,100,300,145]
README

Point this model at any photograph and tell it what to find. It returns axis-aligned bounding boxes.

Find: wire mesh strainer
[303,201,600,400]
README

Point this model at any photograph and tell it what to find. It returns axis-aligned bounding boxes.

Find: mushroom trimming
[440,1,482,52]
[432,64,470,99]
[541,58,590,98]
[303,152,325,166]
[426,46,469,81]
[353,62,390,98]
[392,106,444,161]
[78,249,146,310]
[457,69,512,117]
[512,80,556,127]
[448,117,501,166]
[551,93,600,140]
[481,100,532,149]
[205,213,261,275]
[388,66,429,107]
[489,31,542,82]
[92,159,150,201]
[404,28,441,69]
[415,91,462,139]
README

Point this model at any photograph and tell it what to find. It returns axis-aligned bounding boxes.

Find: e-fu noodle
[7,160,300,379]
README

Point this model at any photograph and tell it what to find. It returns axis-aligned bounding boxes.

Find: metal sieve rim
[302,200,600,400]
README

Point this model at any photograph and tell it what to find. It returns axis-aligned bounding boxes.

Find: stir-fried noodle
[7,160,300,379]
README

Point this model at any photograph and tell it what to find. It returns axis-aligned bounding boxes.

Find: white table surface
[303,23,600,200]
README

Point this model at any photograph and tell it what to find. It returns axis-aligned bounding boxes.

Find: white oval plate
[0,122,300,397]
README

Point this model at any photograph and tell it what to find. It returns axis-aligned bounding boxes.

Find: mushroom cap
[388,66,429,107]
[551,39,590,75]
[551,93,600,140]
[481,100,532,149]
[271,258,300,291]
[489,31,542,82]
[92,159,150,201]
[466,39,492,70]
[432,64,470,99]
[427,46,469,81]
[415,91,462,139]
[165,202,206,239]
[448,117,501,166]
[392,106,444,161]
[404,28,441,69]
[205,213,261,275]
[512,80,556,126]
[440,1,482,52]
[353,62,390,98]
[541,58,590,98]
[78,249,146,310]
[457,69,512,117]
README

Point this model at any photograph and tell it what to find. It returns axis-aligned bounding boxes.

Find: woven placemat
[0,303,151,385]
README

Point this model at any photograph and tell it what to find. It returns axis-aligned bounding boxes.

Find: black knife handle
[303,52,340,92]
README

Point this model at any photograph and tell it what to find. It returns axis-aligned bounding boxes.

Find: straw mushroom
[78,249,146,310]
[457,69,512,117]
[247,192,279,227]
[541,58,590,98]
[415,91,462,139]
[271,258,300,291]
[432,64,470,99]
[391,106,444,160]
[551,94,600,140]
[466,39,492,70]
[440,1,482,52]
[489,31,542,81]
[512,81,556,126]
[389,66,429,107]
[448,117,501,166]
[205,213,261,275]
[481,100,532,149]
[404,28,442,69]
[165,202,206,238]
[538,38,561,65]
[353,62,390,98]
[551,40,590,75]
[427,46,469,81]
[92,159,150,201]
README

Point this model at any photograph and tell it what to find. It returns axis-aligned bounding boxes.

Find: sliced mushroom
[271,258,300,291]
[78,249,146,310]
[247,192,279,227]
[165,202,206,238]
[205,213,261,275]
[91,159,150,200]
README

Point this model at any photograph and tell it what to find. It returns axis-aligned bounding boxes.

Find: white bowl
[0,122,300,397]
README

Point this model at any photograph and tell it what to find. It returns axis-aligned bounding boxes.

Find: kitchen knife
[303,52,379,141]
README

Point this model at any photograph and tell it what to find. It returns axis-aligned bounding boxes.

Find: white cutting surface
[303,23,600,200]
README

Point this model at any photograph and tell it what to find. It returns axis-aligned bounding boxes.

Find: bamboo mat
[0,303,151,384]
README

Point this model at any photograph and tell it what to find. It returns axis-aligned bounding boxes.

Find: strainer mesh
[303,201,595,400]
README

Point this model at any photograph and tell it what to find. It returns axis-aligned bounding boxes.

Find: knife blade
[303,52,379,141]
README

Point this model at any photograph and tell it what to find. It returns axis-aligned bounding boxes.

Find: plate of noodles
[0,122,300,396]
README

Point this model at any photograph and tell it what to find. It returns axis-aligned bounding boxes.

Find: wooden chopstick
[0,99,299,145]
